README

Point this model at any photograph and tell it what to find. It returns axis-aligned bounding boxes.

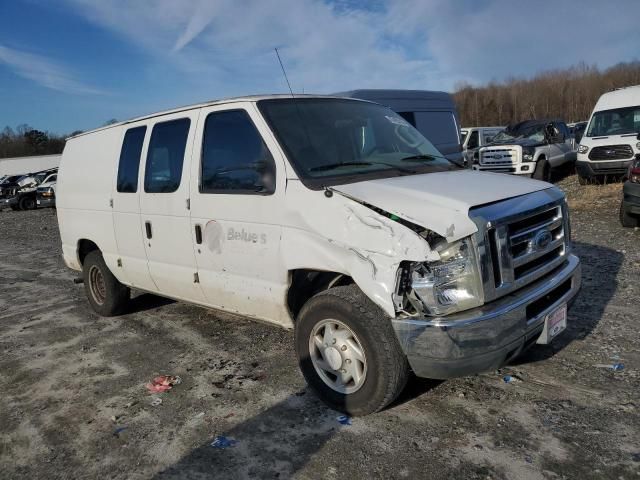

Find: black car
[620,154,640,228]
[2,169,57,211]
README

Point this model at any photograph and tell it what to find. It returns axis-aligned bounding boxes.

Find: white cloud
[0,44,105,95]
[386,0,640,86]
[63,0,440,94]
[62,0,640,96]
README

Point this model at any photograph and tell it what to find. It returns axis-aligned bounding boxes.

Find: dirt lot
[0,174,638,480]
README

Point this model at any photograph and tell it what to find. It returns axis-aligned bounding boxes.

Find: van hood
[333,170,552,242]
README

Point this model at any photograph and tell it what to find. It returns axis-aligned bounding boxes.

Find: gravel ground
[0,174,638,480]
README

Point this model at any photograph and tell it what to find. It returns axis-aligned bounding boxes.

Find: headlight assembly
[522,147,535,161]
[577,144,589,154]
[408,236,484,316]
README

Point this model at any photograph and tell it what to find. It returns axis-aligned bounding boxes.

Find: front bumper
[392,254,581,379]
[622,181,640,214]
[1,196,18,208]
[37,195,56,208]
[576,159,631,178]
[472,163,534,176]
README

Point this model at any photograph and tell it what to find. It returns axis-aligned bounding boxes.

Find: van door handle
[145,221,152,239]
[195,224,202,244]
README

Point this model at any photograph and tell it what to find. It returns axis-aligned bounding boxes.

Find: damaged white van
[57,95,581,415]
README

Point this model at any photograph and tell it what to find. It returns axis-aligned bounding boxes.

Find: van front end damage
[283,180,441,320]
[284,180,581,380]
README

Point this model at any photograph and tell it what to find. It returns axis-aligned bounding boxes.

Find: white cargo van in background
[338,90,464,166]
[576,85,640,184]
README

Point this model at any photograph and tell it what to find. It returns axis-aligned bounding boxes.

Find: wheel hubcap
[309,319,367,394]
[88,265,106,305]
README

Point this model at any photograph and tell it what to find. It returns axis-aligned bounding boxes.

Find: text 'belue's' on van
[57,95,581,415]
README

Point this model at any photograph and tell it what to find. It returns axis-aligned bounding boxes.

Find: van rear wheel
[295,285,409,416]
[82,250,130,316]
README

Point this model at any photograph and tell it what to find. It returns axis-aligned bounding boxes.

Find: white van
[576,85,640,184]
[57,95,581,415]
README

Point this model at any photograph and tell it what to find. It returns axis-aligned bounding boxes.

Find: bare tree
[454,61,640,126]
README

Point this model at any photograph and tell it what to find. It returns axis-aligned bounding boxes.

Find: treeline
[0,121,118,159]
[0,125,75,158]
[454,61,640,127]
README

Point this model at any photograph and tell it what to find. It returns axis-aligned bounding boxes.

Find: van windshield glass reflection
[258,99,455,186]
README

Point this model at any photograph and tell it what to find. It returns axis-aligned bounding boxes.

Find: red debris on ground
[145,375,181,394]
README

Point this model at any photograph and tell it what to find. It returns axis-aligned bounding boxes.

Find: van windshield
[258,98,456,188]
[586,105,640,137]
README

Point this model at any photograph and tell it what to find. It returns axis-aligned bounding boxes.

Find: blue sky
[1,0,639,134]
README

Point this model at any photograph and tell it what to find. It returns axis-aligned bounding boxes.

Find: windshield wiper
[400,154,446,162]
[310,161,416,174]
[309,161,373,172]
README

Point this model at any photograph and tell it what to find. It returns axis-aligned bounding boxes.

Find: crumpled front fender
[282,181,439,317]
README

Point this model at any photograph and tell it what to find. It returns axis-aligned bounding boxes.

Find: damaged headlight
[409,236,484,316]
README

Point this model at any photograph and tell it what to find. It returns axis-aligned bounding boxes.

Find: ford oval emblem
[533,229,552,251]
[493,154,502,160]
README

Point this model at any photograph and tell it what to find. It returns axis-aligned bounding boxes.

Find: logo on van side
[227,227,267,244]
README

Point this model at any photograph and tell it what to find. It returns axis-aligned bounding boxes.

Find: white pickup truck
[472,119,575,181]
[57,95,581,415]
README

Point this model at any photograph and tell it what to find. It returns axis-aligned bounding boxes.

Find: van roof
[67,94,368,140]
[594,84,640,111]
[337,89,455,112]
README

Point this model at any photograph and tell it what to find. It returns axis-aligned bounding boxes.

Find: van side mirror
[545,123,560,142]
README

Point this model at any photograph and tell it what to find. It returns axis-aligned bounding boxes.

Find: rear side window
[200,110,275,194]
[144,118,190,193]
[117,126,146,193]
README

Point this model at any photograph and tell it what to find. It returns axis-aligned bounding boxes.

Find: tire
[19,196,36,210]
[533,158,551,182]
[82,250,130,316]
[295,284,409,416]
[577,174,589,185]
[619,202,639,228]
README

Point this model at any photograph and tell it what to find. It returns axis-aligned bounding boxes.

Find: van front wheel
[295,285,409,416]
[82,250,130,316]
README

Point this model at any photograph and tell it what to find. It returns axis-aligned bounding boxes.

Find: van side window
[117,126,146,193]
[144,118,190,193]
[200,110,276,195]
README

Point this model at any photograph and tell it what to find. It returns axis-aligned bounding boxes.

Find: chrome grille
[470,188,569,303]
[480,147,519,166]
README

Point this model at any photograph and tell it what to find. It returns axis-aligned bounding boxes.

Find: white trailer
[0,154,61,176]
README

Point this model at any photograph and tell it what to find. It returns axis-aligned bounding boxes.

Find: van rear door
[138,110,206,303]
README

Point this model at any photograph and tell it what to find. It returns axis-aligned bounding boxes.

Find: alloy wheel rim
[309,319,367,394]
